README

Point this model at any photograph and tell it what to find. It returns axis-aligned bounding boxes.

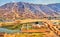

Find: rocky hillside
[0,2,60,19]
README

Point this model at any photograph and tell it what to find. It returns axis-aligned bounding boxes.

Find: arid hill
[0,2,60,19]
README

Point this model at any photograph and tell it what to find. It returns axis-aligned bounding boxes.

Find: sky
[0,0,60,6]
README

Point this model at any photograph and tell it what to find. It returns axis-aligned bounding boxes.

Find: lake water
[0,28,20,33]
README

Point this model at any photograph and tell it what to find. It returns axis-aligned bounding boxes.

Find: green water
[0,28,20,34]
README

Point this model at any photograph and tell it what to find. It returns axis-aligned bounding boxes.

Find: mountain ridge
[0,2,60,19]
